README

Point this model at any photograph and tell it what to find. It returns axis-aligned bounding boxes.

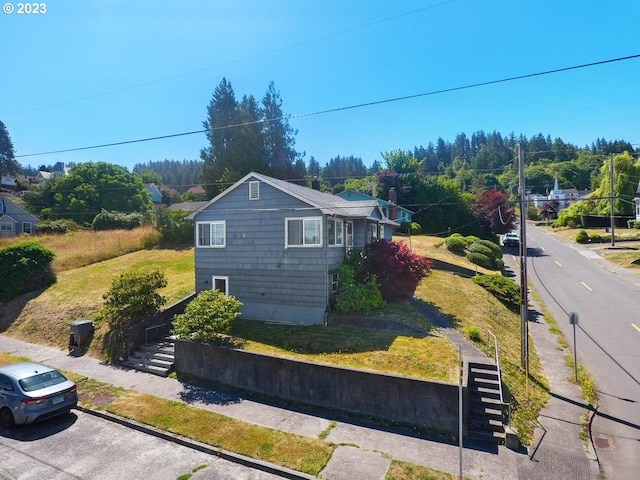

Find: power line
[1,0,458,118]
[15,53,640,160]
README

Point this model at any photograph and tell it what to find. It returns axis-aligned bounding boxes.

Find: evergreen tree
[0,120,18,178]
[262,81,299,179]
[201,78,240,198]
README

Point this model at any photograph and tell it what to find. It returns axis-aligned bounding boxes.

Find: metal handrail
[145,323,169,351]
[488,331,505,408]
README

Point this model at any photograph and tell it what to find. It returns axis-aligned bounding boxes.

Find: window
[0,222,12,232]
[368,223,378,241]
[212,276,229,295]
[197,221,226,247]
[22,222,32,235]
[249,181,260,200]
[331,272,339,293]
[379,225,385,239]
[345,222,353,249]
[286,217,322,247]
[328,218,344,246]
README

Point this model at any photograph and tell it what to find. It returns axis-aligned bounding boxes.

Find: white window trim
[328,218,344,247]
[249,181,260,200]
[285,216,322,248]
[196,220,226,248]
[22,222,32,235]
[212,275,229,295]
[0,222,13,232]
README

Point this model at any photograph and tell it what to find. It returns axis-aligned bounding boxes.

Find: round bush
[468,242,493,258]
[476,239,503,259]
[445,234,467,254]
[575,230,589,244]
[466,251,493,269]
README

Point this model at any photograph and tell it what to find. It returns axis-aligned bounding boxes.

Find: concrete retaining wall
[175,340,461,434]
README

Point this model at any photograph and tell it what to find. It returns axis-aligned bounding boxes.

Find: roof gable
[188,172,396,223]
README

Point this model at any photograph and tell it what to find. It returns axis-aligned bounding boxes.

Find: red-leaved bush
[361,239,433,301]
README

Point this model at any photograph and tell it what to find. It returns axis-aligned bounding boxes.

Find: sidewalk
[0,312,598,480]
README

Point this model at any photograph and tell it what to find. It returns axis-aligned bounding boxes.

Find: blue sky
[2,0,639,173]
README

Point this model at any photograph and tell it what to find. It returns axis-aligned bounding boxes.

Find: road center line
[632,323,640,333]
[555,260,562,267]
[581,281,593,291]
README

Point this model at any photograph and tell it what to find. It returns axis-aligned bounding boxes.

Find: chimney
[311,177,320,191]
[388,187,397,204]
[388,188,397,223]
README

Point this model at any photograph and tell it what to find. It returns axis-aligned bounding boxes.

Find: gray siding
[194,180,346,325]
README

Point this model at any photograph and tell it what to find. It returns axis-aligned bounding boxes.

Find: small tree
[172,290,242,343]
[156,208,193,245]
[362,239,432,301]
[98,269,167,360]
[334,263,385,313]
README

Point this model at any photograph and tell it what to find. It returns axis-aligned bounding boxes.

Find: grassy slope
[2,230,548,442]
[0,231,194,356]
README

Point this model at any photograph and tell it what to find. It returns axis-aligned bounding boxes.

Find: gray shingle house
[0,194,39,237]
[187,172,398,325]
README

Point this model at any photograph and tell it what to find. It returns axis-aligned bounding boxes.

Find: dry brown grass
[0,227,160,272]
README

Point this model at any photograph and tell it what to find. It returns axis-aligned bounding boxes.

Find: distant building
[337,188,413,229]
[0,194,39,237]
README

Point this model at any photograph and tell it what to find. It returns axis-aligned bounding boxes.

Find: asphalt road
[0,410,283,480]
[507,225,640,480]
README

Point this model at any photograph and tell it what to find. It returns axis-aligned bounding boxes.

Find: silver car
[0,362,77,427]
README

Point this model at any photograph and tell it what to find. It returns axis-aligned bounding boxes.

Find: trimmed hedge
[0,241,56,301]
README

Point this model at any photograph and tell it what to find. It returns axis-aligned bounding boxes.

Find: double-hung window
[286,217,321,247]
[197,221,226,247]
[328,218,344,246]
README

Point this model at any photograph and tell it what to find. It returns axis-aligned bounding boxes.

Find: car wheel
[0,408,15,428]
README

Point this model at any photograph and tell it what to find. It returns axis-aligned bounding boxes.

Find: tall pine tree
[0,121,18,178]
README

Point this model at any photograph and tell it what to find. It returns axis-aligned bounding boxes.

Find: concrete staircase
[467,360,506,444]
[123,337,175,377]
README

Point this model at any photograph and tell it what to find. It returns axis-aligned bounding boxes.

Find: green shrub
[628,220,640,229]
[98,269,168,360]
[466,251,493,269]
[400,221,422,235]
[334,264,385,313]
[37,219,80,234]
[92,210,144,230]
[468,242,493,258]
[156,208,193,245]
[466,326,483,343]
[172,290,243,343]
[477,239,503,259]
[0,241,56,301]
[445,233,467,254]
[575,230,589,244]
[472,274,520,312]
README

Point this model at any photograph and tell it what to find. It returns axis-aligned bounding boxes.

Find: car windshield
[19,371,67,392]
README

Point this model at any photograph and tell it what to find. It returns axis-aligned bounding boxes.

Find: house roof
[189,172,398,225]
[167,201,208,212]
[337,189,414,214]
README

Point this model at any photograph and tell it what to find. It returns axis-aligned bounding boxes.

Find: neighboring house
[337,188,413,227]
[145,183,163,205]
[1,174,17,190]
[635,181,640,221]
[167,201,208,212]
[0,194,39,237]
[187,172,398,325]
[52,162,69,178]
[35,171,54,183]
[547,177,590,210]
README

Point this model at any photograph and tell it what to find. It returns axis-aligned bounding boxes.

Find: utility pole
[610,154,615,247]
[518,145,529,375]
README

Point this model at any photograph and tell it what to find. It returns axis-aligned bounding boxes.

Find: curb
[74,405,316,480]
